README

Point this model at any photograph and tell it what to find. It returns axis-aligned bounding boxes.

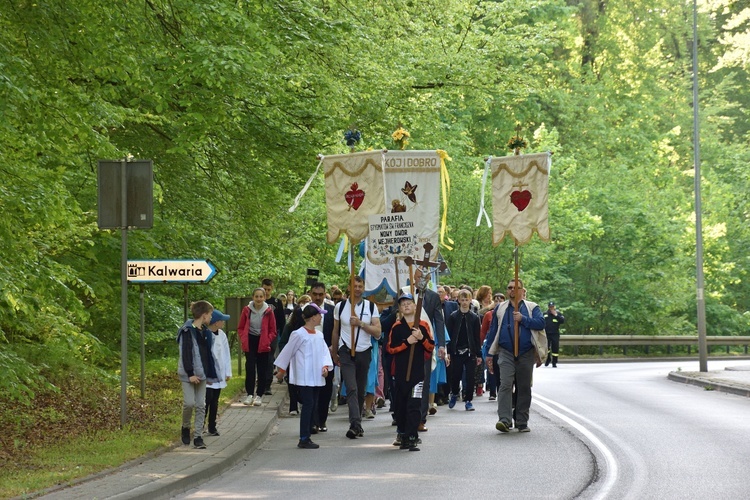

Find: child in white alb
[275,304,333,449]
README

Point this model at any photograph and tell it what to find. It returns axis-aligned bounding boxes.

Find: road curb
[667,372,750,398]
[135,396,283,500]
[33,390,286,500]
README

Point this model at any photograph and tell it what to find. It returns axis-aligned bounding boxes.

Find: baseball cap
[398,293,415,303]
[302,303,327,319]
[210,310,230,324]
[548,301,555,307]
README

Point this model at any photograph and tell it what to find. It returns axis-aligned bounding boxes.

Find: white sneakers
[243,394,263,406]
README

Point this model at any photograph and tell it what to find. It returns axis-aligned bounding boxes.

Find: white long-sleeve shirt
[274,326,333,387]
[207,328,232,389]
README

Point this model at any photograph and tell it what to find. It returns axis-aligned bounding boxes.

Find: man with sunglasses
[485,278,545,433]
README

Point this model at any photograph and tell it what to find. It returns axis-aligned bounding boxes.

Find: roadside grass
[0,357,244,499]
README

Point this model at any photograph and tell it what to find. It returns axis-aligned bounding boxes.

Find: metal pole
[140,284,146,399]
[693,0,708,372]
[184,284,189,322]
[120,159,128,426]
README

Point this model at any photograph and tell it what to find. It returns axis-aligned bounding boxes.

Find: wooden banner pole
[350,241,356,357]
[513,240,520,358]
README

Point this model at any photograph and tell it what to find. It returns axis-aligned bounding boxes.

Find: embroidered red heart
[345,183,365,210]
[510,190,532,211]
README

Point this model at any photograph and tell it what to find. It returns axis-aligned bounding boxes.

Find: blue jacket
[484,300,545,358]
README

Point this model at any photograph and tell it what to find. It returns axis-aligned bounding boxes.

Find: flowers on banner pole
[344,129,361,150]
[507,123,528,155]
[391,126,411,150]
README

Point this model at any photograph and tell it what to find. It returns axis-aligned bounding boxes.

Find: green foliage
[1,0,750,402]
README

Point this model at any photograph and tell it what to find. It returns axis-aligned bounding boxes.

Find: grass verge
[0,356,245,499]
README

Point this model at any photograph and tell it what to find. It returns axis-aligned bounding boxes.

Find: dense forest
[2,0,749,401]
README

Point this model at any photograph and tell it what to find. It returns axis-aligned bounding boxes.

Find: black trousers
[315,369,335,427]
[394,381,422,439]
[288,382,299,412]
[297,385,320,441]
[245,335,269,397]
[486,354,500,396]
[205,387,221,432]
[547,332,560,364]
[449,351,476,402]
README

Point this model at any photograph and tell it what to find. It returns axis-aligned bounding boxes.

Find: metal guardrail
[560,335,750,356]
[561,335,750,346]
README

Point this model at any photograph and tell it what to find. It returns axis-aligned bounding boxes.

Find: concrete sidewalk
[36,390,286,500]
[33,366,750,500]
[667,365,750,398]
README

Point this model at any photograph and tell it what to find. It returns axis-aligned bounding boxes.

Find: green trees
[1,0,749,400]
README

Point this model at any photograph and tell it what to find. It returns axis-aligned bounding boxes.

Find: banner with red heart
[345,182,365,210]
[324,151,385,244]
[510,189,532,211]
[489,152,550,245]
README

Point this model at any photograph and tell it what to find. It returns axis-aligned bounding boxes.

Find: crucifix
[403,242,447,381]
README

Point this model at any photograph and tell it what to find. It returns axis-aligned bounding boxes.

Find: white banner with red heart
[323,151,386,244]
[490,152,550,245]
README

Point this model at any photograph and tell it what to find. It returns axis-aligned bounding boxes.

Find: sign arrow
[126,259,218,284]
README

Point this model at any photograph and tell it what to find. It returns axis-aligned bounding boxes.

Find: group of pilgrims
[178,274,561,451]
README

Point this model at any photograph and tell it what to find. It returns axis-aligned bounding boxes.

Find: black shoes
[181,427,190,445]
[346,425,364,439]
[207,429,220,436]
[399,436,420,451]
[545,353,551,367]
[297,439,320,449]
[193,437,206,449]
[495,421,510,433]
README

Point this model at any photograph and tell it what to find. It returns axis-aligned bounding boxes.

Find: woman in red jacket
[237,288,277,406]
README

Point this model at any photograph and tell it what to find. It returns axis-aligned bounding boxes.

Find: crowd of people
[176,276,564,451]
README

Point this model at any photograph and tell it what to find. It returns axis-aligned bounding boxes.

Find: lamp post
[692,0,708,372]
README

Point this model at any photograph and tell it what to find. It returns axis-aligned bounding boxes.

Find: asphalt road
[176,360,750,500]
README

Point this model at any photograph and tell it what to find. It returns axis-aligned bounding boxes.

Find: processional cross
[403,242,447,381]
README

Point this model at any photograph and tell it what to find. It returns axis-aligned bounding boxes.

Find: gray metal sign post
[127,260,219,402]
[98,159,153,426]
[120,160,128,426]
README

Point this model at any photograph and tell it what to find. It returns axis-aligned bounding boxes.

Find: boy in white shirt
[205,309,232,436]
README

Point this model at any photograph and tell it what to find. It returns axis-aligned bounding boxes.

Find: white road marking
[534,394,619,500]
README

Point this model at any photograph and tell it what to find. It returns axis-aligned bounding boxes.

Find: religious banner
[367,212,420,262]
[323,150,386,244]
[362,252,412,298]
[489,152,551,245]
[381,150,448,257]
